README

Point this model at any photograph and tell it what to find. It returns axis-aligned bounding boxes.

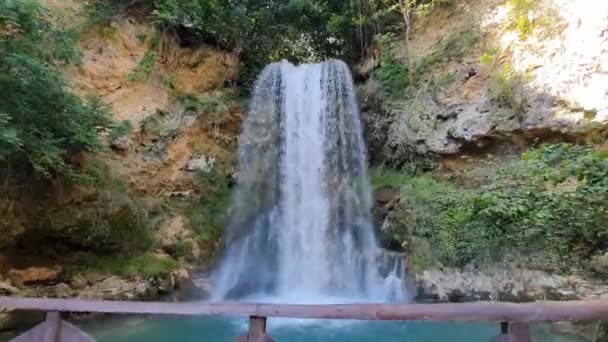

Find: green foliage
[479,50,526,113]
[128,50,157,82]
[60,199,154,254]
[151,0,377,80]
[505,0,563,40]
[382,144,608,274]
[164,240,193,259]
[109,120,133,142]
[479,51,496,67]
[376,52,409,98]
[370,167,413,189]
[374,28,479,99]
[489,64,525,111]
[189,167,232,262]
[70,253,180,279]
[84,0,149,27]
[179,91,238,125]
[0,0,111,179]
[435,29,480,62]
[41,160,155,254]
[506,0,537,40]
[166,165,232,263]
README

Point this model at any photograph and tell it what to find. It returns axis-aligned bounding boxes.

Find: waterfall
[212,60,405,302]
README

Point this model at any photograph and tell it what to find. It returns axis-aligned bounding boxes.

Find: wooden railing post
[491,322,531,342]
[234,316,276,342]
[248,316,267,342]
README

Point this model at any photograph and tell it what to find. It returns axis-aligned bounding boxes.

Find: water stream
[213,59,403,302]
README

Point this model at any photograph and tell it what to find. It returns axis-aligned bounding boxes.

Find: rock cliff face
[361,0,608,161]
[415,266,608,303]
[0,2,242,301]
[364,0,608,306]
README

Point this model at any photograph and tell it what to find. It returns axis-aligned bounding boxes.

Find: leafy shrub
[152,0,367,76]
[376,53,409,98]
[190,167,232,262]
[435,29,480,62]
[164,240,193,259]
[109,120,133,142]
[505,0,563,40]
[507,0,537,39]
[488,64,525,111]
[179,91,239,126]
[70,253,180,279]
[51,196,154,254]
[128,50,157,82]
[0,0,111,180]
[381,144,608,274]
[375,28,479,100]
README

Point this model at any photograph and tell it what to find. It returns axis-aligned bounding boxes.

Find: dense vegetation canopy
[0,0,111,180]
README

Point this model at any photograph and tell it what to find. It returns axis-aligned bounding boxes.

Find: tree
[0,0,111,180]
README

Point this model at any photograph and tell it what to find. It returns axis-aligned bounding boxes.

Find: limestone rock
[360,0,608,162]
[0,281,18,295]
[193,276,213,298]
[590,253,608,274]
[111,135,133,152]
[157,273,176,294]
[83,272,106,285]
[157,216,189,246]
[70,275,88,290]
[8,266,62,288]
[52,283,71,298]
[186,155,215,173]
[77,276,156,300]
[414,265,608,302]
[172,268,191,290]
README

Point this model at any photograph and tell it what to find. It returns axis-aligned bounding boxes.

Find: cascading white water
[212,60,405,302]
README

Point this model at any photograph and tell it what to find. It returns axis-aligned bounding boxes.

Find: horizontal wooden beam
[1,297,608,323]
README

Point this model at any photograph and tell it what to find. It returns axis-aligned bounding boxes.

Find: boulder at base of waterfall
[0,281,19,295]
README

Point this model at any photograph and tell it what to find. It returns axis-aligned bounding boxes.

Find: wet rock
[157,273,176,294]
[374,187,399,227]
[172,268,191,290]
[193,276,213,298]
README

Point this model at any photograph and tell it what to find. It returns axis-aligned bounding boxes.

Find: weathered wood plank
[2,297,608,323]
[11,312,95,342]
[235,316,276,342]
[248,316,266,342]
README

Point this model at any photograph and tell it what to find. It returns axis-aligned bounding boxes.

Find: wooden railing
[2,297,608,341]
